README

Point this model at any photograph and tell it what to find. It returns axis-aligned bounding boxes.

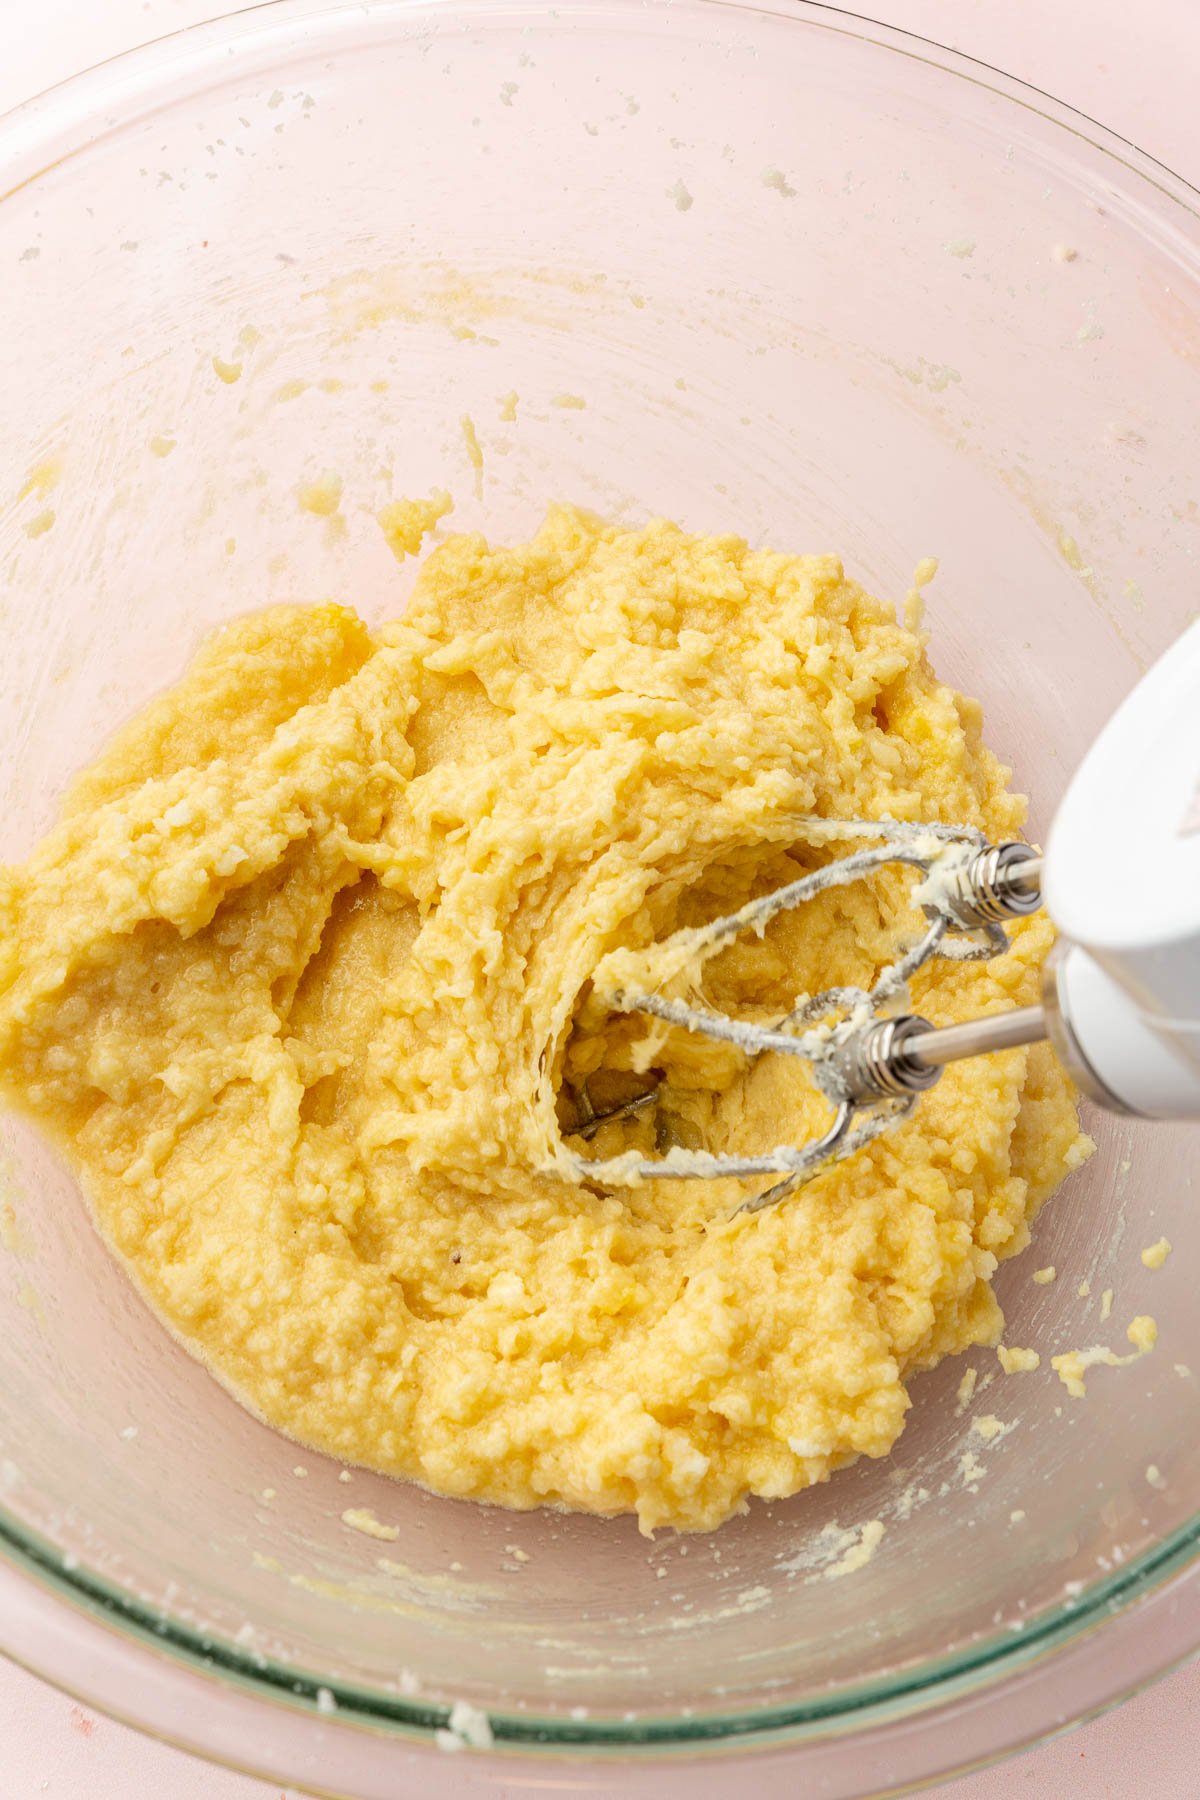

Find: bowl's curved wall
[1,0,1199,1770]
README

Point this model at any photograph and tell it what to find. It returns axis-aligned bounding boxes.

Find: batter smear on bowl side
[0,507,1088,1532]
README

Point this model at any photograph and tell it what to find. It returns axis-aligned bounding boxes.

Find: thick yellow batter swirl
[0,508,1088,1531]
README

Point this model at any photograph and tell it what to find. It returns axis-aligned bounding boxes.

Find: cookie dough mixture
[0,507,1088,1532]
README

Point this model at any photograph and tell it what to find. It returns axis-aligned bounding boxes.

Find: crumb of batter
[17,453,63,502]
[1129,1315,1158,1353]
[955,1368,978,1413]
[762,167,797,200]
[341,1507,400,1541]
[825,1519,885,1579]
[297,471,343,517]
[460,414,484,496]
[1032,1265,1056,1285]
[1141,1237,1171,1270]
[436,1699,494,1753]
[892,1480,929,1521]
[377,490,453,561]
[296,468,341,518]
[997,1345,1040,1374]
[958,1450,986,1488]
[0,507,1089,1533]
[1051,1316,1158,1398]
[498,390,519,422]
[903,560,934,634]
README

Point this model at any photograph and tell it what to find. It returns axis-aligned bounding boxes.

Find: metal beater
[564,623,1200,1211]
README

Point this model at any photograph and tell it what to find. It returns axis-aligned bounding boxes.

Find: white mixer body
[1044,621,1200,1118]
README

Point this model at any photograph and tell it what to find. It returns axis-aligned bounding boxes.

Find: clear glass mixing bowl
[2,3,1200,1795]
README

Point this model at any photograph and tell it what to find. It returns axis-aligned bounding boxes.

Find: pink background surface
[2,1,1198,1794]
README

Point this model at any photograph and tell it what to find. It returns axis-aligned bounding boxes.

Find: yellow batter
[0,507,1089,1532]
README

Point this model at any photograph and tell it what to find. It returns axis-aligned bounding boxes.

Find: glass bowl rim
[2,0,1200,1760]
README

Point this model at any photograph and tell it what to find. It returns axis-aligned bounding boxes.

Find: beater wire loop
[560,820,1033,1210]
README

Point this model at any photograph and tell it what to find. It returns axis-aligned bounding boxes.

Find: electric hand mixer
[567,622,1200,1211]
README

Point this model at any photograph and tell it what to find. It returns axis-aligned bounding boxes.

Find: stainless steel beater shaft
[834,845,1050,1102]
[834,1006,1049,1102]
